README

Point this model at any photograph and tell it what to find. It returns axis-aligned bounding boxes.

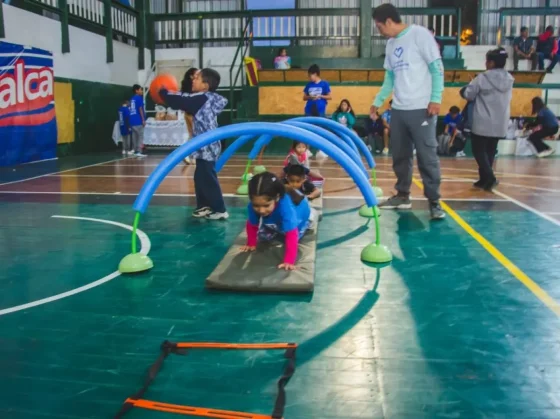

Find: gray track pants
[131,125,144,153]
[390,109,441,202]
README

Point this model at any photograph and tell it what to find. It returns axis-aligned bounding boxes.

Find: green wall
[56,77,131,156]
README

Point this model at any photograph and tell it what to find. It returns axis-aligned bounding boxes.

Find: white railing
[34,0,137,38]
[371,13,455,37]
[503,15,560,38]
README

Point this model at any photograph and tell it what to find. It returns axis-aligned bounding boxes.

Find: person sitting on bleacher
[536,26,559,72]
[513,27,538,71]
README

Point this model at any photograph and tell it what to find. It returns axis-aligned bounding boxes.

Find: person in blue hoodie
[159,68,229,220]
[526,96,557,158]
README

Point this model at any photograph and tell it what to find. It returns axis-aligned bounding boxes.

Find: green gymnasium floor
[1,153,560,418]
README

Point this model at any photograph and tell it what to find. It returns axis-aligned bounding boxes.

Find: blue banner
[0,41,57,167]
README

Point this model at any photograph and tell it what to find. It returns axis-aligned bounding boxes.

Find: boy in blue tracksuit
[159,68,229,220]
[118,99,131,155]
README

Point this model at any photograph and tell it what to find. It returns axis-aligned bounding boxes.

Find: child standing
[240,172,314,271]
[303,64,331,117]
[159,68,229,220]
[129,84,146,157]
[118,99,131,155]
[331,99,356,129]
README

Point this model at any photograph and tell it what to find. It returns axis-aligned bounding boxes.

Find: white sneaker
[134,152,147,158]
[382,148,389,155]
[537,149,555,158]
[205,211,229,220]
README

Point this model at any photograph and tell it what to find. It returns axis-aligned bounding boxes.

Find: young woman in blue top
[527,96,557,158]
[240,172,312,271]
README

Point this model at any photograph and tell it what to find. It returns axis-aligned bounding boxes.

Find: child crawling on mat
[283,140,323,182]
[240,172,315,271]
[284,164,321,201]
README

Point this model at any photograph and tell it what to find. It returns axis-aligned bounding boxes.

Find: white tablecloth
[143,118,190,146]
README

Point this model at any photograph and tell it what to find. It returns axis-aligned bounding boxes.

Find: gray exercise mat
[205,219,318,293]
[310,190,323,220]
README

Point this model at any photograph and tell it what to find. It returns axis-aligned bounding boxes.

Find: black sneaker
[473,180,484,188]
[430,201,446,220]
[192,207,211,218]
[483,179,499,192]
[378,194,412,209]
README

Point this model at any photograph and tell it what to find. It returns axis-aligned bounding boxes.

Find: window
[246,0,296,46]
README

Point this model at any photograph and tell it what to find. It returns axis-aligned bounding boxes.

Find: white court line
[0,215,151,317]
[492,189,560,228]
[22,157,59,165]
[441,176,560,194]
[0,190,507,202]
[0,157,131,187]
[48,174,397,182]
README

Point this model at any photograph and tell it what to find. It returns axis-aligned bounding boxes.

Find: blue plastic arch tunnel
[118,122,392,274]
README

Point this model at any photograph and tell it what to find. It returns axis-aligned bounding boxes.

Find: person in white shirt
[370,4,445,220]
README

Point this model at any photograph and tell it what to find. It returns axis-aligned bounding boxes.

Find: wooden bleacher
[256,69,545,117]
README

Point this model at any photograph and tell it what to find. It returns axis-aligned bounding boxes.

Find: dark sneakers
[192,207,211,218]
[378,194,412,209]
[429,201,446,220]
[379,194,445,220]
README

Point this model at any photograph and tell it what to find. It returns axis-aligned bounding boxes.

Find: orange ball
[149,73,179,104]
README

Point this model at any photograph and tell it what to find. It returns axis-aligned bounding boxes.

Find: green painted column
[60,0,70,53]
[136,0,146,70]
[0,2,5,39]
[360,0,372,58]
[198,16,203,68]
[103,0,114,63]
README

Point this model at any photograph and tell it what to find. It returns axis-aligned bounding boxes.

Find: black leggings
[471,134,499,185]
[528,126,558,153]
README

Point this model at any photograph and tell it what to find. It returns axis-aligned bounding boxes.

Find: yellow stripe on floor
[412,177,560,317]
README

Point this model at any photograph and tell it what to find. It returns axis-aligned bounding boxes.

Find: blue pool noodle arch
[288,117,375,170]
[133,122,377,214]
[215,134,255,172]
[271,121,367,174]
[247,134,273,160]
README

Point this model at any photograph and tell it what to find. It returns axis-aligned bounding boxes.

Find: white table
[143,118,190,146]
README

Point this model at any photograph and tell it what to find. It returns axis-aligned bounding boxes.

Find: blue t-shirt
[129,94,144,126]
[443,113,463,133]
[303,80,331,116]
[118,105,130,136]
[381,110,391,125]
[247,194,310,235]
[538,107,559,129]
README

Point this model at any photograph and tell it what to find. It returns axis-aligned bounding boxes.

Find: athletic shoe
[205,211,229,220]
[484,179,499,192]
[473,180,484,188]
[537,148,555,158]
[134,152,147,158]
[430,201,446,220]
[382,148,389,155]
[378,194,412,209]
[192,207,211,218]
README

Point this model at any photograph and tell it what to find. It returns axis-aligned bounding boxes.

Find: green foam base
[361,243,393,264]
[119,253,154,274]
[359,205,381,218]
